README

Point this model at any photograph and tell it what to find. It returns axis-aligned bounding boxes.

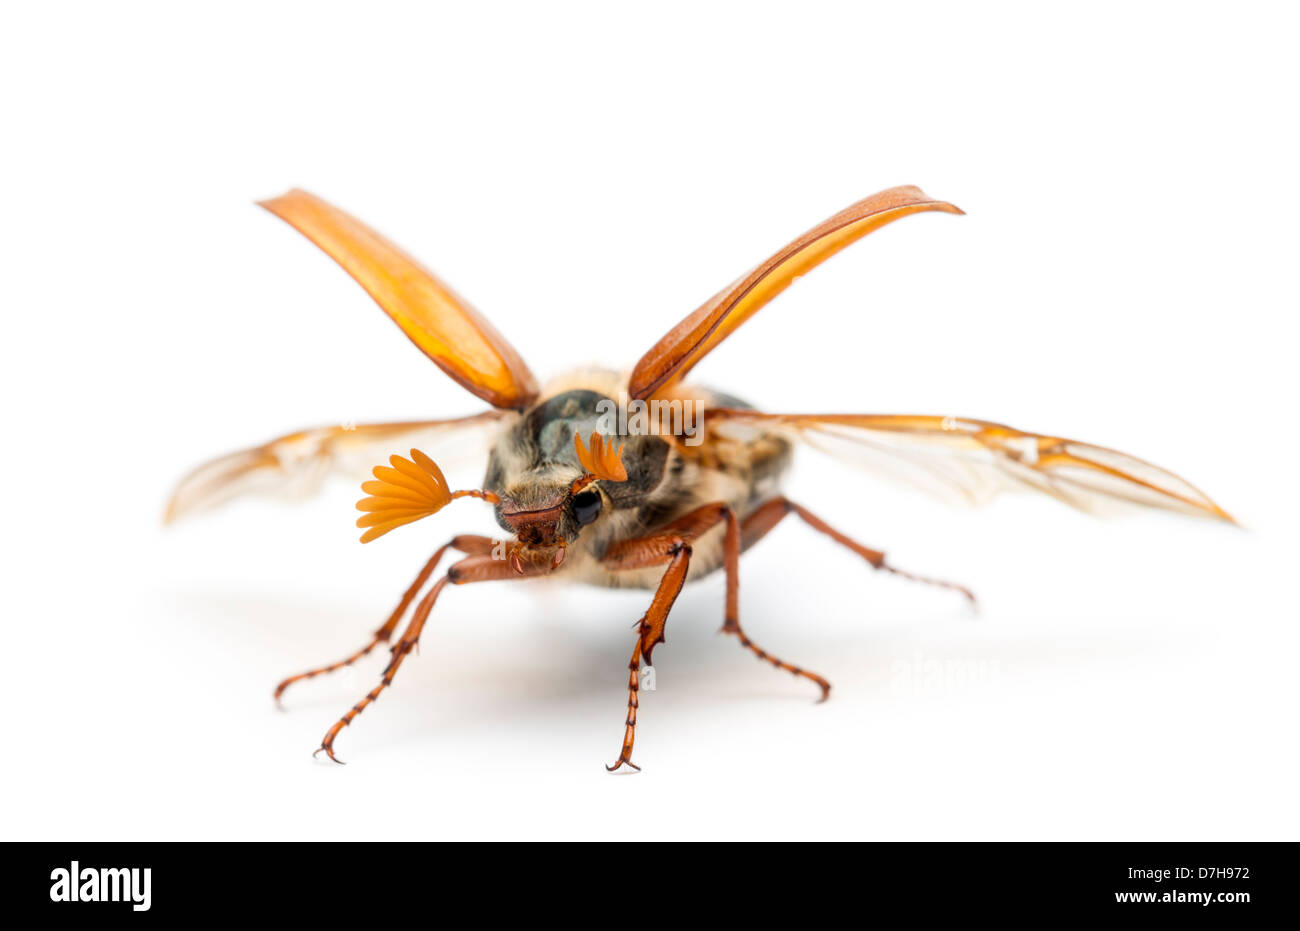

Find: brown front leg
[600,503,730,772]
[315,548,544,764]
[274,535,497,704]
[607,546,690,773]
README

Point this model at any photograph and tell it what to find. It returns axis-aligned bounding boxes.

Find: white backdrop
[2,2,1296,840]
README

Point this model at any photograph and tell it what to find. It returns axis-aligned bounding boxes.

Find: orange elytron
[169,186,1233,771]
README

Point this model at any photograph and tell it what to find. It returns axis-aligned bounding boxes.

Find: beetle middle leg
[719,506,833,701]
[601,502,838,768]
[274,535,496,705]
[612,503,833,699]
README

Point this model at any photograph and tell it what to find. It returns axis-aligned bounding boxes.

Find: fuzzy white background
[2,2,1296,841]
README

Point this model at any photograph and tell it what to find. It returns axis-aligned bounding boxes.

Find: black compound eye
[572,490,602,526]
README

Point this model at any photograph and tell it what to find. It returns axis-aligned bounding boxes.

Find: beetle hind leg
[718,495,975,702]
[743,497,977,606]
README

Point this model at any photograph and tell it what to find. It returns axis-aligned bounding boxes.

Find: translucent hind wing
[708,410,1235,522]
[166,412,506,523]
